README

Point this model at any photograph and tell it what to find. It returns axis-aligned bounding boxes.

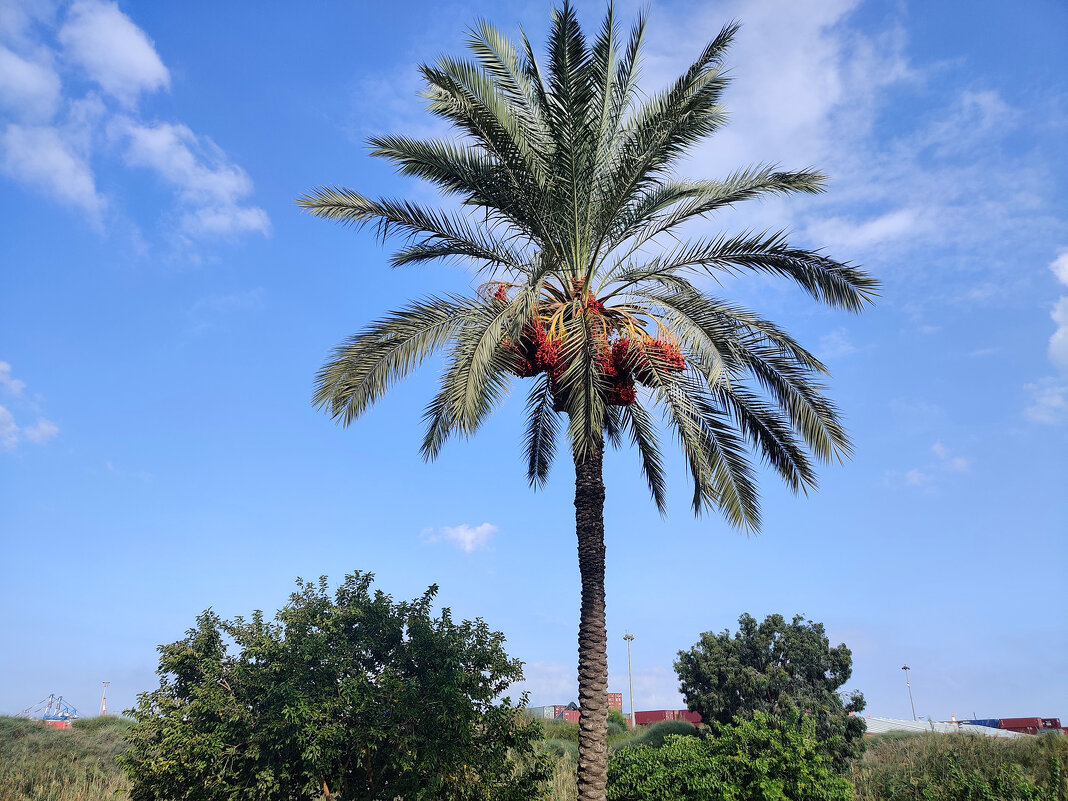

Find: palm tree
[299,5,877,800]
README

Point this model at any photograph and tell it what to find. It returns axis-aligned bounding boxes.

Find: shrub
[608,710,853,801]
[641,719,699,749]
[120,572,551,801]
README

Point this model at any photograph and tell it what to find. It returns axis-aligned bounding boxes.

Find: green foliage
[299,4,877,522]
[541,718,580,742]
[851,731,1068,801]
[676,613,866,770]
[608,708,629,736]
[0,715,132,801]
[607,710,853,801]
[640,720,700,750]
[119,571,550,801]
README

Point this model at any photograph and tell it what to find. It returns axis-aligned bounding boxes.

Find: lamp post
[100,681,110,716]
[901,665,916,721]
[623,632,636,728]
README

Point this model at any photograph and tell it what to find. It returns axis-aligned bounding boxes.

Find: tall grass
[851,730,1068,801]
[0,716,131,801]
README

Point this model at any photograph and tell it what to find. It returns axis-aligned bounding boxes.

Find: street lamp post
[100,681,110,716]
[901,665,916,721]
[623,632,636,728]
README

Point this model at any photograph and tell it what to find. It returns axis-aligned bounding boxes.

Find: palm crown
[299,6,876,529]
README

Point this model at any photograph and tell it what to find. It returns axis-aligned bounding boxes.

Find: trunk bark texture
[574,443,608,801]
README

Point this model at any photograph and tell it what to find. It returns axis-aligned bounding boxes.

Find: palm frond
[523,373,559,487]
[313,295,474,425]
[621,398,667,514]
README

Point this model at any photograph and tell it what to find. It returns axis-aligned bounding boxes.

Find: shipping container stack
[962,717,1065,735]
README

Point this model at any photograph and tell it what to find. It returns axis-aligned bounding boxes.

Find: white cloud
[1051,251,1068,288]
[114,119,270,237]
[0,123,103,217]
[0,361,26,395]
[0,362,59,451]
[421,522,497,553]
[0,405,17,450]
[58,0,168,104]
[0,1,268,245]
[904,468,929,487]
[0,45,61,120]
[806,207,925,255]
[22,417,59,443]
[1049,296,1068,372]
[931,441,969,472]
[1024,379,1068,426]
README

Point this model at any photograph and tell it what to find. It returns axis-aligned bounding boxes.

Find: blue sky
[1,0,1065,724]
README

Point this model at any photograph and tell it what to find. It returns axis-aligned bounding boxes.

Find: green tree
[608,709,854,801]
[119,572,549,801]
[675,613,867,770]
[299,5,876,799]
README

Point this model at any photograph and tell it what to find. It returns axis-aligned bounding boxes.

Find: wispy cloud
[113,118,270,237]
[1024,250,1068,425]
[187,288,266,332]
[1,122,103,219]
[889,440,970,489]
[420,522,497,553]
[0,44,61,120]
[0,0,268,245]
[1024,378,1068,426]
[818,328,857,360]
[0,361,26,395]
[0,362,58,452]
[58,0,169,104]
[931,441,969,472]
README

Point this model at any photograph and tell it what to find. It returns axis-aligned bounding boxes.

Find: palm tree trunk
[574,442,608,801]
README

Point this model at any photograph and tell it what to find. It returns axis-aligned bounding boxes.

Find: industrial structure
[18,694,79,728]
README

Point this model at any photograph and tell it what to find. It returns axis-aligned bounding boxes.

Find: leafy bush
[641,720,699,749]
[607,710,853,800]
[120,571,551,801]
[851,730,1068,801]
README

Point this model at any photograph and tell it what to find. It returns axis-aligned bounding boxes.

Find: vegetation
[676,613,866,769]
[0,715,131,801]
[119,571,549,801]
[6,711,1066,801]
[299,2,876,798]
[851,731,1068,801]
[607,711,854,801]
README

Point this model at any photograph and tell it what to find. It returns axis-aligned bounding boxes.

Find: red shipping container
[43,720,71,729]
[1041,718,1061,729]
[634,710,674,726]
[678,710,702,725]
[552,705,567,719]
[607,693,623,711]
[999,717,1043,728]
[561,709,580,723]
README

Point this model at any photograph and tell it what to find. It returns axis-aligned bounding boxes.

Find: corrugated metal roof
[864,717,1028,739]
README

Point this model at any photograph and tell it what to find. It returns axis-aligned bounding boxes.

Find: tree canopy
[119,572,549,801]
[675,613,866,769]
